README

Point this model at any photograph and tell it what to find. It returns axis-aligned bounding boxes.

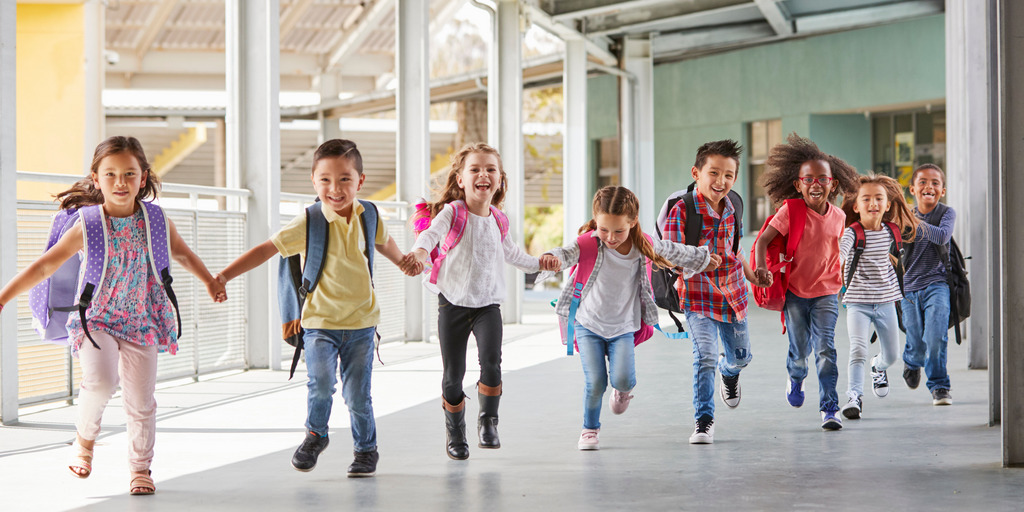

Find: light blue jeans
[845,302,900,398]
[575,322,637,430]
[784,292,840,413]
[901,282,951,391]
[684,311,752,420]
[303,326,377,452]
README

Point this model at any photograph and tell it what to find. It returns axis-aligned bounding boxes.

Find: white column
[396,0,429,342]
[620,36,656,232]
[998,0,1024,467]
[317,72,343,143]
[563,39,589,247]
[83,0,105,155]
[495,0,523,322]
[0,0,18,424]
[226,0,281,369]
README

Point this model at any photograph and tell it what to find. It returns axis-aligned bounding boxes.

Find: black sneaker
[347,449,379,477]
[871,365,890,398]
[720,374,741,408]
[292,431,329,472]
[932,388,953,406]
[903,367,921,389]
[841,396,862,420]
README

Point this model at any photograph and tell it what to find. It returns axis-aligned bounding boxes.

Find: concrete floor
[1,291,1022,511]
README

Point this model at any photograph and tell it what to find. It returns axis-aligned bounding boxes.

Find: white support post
[84,0,105,155]
[396,0,429,342]
[998,0,1024,467]
[620,36,656,232]
[0,0,18,424]
[495,0,523,323]
[226,0,281,369]
[563,39,589,248]
[318,73,343,143]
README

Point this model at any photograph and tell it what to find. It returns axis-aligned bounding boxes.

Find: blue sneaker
[821,410,843,430]
[786,378,805,408]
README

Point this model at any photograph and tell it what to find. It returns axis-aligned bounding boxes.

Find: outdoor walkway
[1,291,1022,511]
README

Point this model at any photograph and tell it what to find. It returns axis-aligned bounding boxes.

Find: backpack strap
[884,221,906,297]
[640,232,688,340]
[728,190,743,255]
[565,233,598,355]
[844,222,867,291]
[140,202,183,345]
[429,200,469,285]
[490,205,509,241]
[784,198,807,260]
[76,205,109,350]
[681,192,702,247]
[284,202,330,379]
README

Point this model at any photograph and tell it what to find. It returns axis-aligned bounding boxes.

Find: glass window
[749,119,782,229]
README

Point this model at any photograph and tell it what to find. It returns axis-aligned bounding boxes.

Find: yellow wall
[16,3,86,200]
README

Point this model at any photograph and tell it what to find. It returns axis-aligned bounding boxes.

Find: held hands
[538,253,562,271]
[399,250,427,277]
[207,273,228,303]
[702,253,722,272]
[752,267,773,288]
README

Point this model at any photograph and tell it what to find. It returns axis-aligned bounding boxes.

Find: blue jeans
[684,311,752,420]
[303,327,377,452]
[575,322,636,430]
[784,292,840,412]
[901,282,951,391]
[845,302,900,398]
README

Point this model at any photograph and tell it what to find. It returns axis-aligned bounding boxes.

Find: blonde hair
[841,173,919,242]
[578,186,674,269]
[418,143,507,220]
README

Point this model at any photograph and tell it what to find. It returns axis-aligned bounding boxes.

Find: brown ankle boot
[477,382,501,449]
[443,398,469,460]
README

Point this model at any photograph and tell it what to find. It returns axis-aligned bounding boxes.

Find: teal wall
[586,14,945,222]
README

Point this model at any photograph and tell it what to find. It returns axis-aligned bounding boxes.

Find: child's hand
[538,254,561,271]
[207,273,228,303]
[703,253,722,272]
[399,253,424,277]
[753,267,772,288]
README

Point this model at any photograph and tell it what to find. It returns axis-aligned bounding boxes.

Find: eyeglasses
[798,176,834,186]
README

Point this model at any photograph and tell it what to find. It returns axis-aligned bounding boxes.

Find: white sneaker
[688,416,714,444]
[871,357,890,398]
[720,374,741,408]
[578,428,600,450]
[841,395,862,419]
[610,388,634,415]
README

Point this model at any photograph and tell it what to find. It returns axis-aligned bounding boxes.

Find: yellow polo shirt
[272,201,389,330]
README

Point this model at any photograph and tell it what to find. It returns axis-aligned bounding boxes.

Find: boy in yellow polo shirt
[217,139,419,477]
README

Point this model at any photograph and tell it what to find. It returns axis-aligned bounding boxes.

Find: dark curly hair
[760,133,859,207]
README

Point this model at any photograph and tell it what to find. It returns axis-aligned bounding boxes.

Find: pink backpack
[412,199,509,284]
[558,231,687,356]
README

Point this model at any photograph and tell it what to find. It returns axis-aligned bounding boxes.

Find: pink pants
[76,331,158,472]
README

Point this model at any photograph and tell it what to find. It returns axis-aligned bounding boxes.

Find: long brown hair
[841,173,918,242]
[56,136,160,210]
[578,186,674,269]
[418,143,507,219]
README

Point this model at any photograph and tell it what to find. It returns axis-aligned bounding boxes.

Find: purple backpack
[28,202,181,349]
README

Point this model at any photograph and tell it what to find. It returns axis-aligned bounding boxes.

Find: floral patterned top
[67,208,178,355]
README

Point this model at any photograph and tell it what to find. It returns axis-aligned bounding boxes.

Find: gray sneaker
[932,388,953,406]
[347,449,379,477]
[841,396,862,419]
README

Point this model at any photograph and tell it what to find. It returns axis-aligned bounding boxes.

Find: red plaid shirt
[662,191,748,322]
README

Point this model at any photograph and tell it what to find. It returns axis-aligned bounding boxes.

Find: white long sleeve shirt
[412,202,540,308]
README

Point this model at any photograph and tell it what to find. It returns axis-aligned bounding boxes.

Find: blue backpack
[28,202,182,349]
[277,199,378,378]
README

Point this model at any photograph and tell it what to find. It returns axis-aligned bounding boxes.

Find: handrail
[16,171,252,198]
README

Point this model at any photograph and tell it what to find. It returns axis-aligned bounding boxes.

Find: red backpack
[750,198,807,332]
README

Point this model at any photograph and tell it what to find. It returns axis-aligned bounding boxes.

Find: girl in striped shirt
[838,174,917,419]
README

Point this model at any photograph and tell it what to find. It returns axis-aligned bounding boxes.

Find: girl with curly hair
[752,133,859,431]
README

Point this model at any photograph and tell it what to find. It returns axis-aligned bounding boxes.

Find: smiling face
[793,159,837,213]
[92,151,146,216]
[853,182,891,227]
[594,212,636,253]
[691,154,738,208]
[909,167,945,213]
[311,155,365,217]
[456,151,501,206]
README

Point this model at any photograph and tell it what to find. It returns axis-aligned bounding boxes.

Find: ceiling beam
[795,0,943,35]
[134,0,178,62]
[279,0,315,42]
[325,0,394,71]
[550,0,679,22]
[109,51,321,76]
[652,22,777,57]
[753,0,793,36]
[587,3,763,37]
[522,3,617,65]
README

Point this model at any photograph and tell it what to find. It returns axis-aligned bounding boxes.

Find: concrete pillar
[0,0,17,424]
[396,0,429,341]
[318,72,343,143]
[226,0,281,369]
[563,38,589,247]
[998,0,1024,467]
[83,0,104,155]
[495,0,523,322]
[620,36,656,232]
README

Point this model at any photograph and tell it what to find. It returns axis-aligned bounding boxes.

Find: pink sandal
[68,440,93,479]
[130,470,155,495]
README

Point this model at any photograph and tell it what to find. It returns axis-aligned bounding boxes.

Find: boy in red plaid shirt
[662,140,768,444]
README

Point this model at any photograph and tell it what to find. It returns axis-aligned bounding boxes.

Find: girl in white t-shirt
[546,186,718,450]
[838,174,918,419]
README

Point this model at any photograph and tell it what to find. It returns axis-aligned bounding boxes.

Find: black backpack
[903,202,971,345]
[652,182,743,333]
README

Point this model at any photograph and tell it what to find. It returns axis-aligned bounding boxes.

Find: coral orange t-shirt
[768,200,846,299]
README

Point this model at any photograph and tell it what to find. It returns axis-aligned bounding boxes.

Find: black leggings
[438,294,503,405]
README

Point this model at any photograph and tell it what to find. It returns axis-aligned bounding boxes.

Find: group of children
[0,132,959,495]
